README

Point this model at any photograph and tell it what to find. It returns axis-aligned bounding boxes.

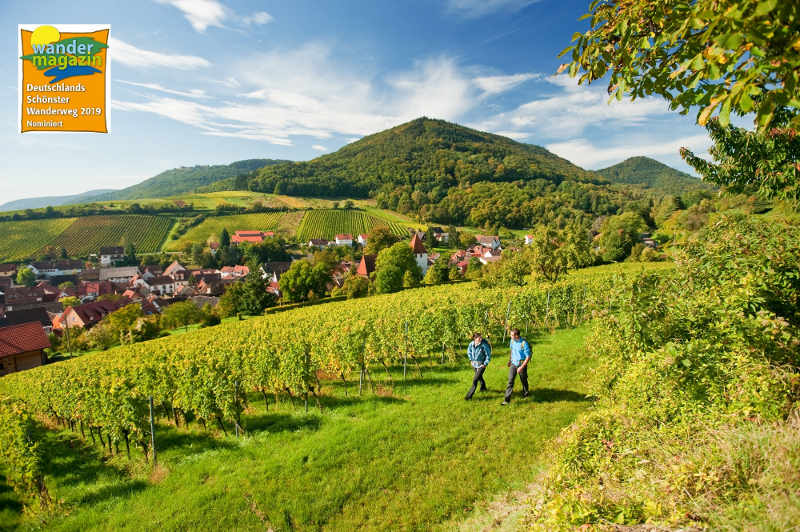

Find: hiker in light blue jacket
[465,332,491,400]
[502,328,530,405]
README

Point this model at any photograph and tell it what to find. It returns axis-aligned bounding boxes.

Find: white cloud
[447,0,538,18]
[112,41,685,159]
[110,45,531,147]
[475,74,671,139]
[546,135,710,169]
[155,0,227,32]
[311,145,327,152]
[387,56,475,120]
[473,73,538,95]
[242,11,273,25]
[111,97,216,130]
[116,80,209,99]
[109,38,211,69]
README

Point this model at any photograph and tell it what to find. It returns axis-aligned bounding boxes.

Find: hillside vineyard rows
[0,218,76,261]
[0,270,637,503]
[48,215,175,256]
[295,209,408,240]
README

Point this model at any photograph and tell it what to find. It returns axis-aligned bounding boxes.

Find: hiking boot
[501,400,509,405]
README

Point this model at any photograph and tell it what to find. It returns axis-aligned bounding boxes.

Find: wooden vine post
[148,396,157,467]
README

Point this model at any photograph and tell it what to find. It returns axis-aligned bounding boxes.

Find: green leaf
[753,0,778,17]
[739,92,754,112]
[719,98,732,127]
[558,45,574,58]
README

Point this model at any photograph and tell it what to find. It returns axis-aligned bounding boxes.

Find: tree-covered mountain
[0,189,116,212]
[596,156,715,195]
[216,117,659,229]
[222,117,599,198]
[88,159,290,201]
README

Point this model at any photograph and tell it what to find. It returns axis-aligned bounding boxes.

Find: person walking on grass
[502,328,530,405]
[465,332,491,400]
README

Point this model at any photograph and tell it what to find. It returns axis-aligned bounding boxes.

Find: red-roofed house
[0,322,50,375]
[476,235,501,250]
[267,281,281,297]
[60,298,131,330]
[335,234,353,246]
[163,261,186,278]
[357,234,368,246]
[220,265,250,279]
[78,281,114,299]
[524,234,534,245]
[231,231,268,245]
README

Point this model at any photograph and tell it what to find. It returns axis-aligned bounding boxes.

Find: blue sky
[3,0,717,203]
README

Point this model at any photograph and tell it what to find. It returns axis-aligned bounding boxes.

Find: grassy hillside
[87,159,289,202]
[1,325,594,531]
[0,218,76,262]
[49,215,175,256]
[596,156,714,195]
[164,212,288,251]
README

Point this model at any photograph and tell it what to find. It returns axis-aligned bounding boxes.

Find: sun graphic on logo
[30,25,60,46]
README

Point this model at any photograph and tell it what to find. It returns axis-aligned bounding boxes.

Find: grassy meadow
[163,212,288,251]
[1,325,594,531]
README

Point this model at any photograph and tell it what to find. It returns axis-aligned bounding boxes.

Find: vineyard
[0,265,656,520]
[295,209,408,240]
[164,212,287,251]
[47,215,175,256]
[0,218,76,262]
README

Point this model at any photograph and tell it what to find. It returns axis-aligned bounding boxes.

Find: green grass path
[5,325,594,531]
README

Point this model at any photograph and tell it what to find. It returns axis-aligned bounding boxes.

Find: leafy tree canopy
[561,0,800,130]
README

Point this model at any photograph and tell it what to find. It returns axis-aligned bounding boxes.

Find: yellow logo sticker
[18,24,111,133]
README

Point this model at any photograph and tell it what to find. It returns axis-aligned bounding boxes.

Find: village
[0,227,519,376]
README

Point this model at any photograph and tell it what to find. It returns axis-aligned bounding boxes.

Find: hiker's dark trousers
[505,364,528,402]
[466,365,487,398]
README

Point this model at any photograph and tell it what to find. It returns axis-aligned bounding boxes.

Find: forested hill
[596,156,715,195]
[218,117,598,198]
[88,159,290,201]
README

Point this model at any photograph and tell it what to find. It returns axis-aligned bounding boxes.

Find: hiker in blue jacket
[465,332,491,399]
[502,328,530,405]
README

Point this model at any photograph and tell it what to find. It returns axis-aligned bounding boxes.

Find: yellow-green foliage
[526,215,800,530]
[0,396,48,506]
[0,218,75,261]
